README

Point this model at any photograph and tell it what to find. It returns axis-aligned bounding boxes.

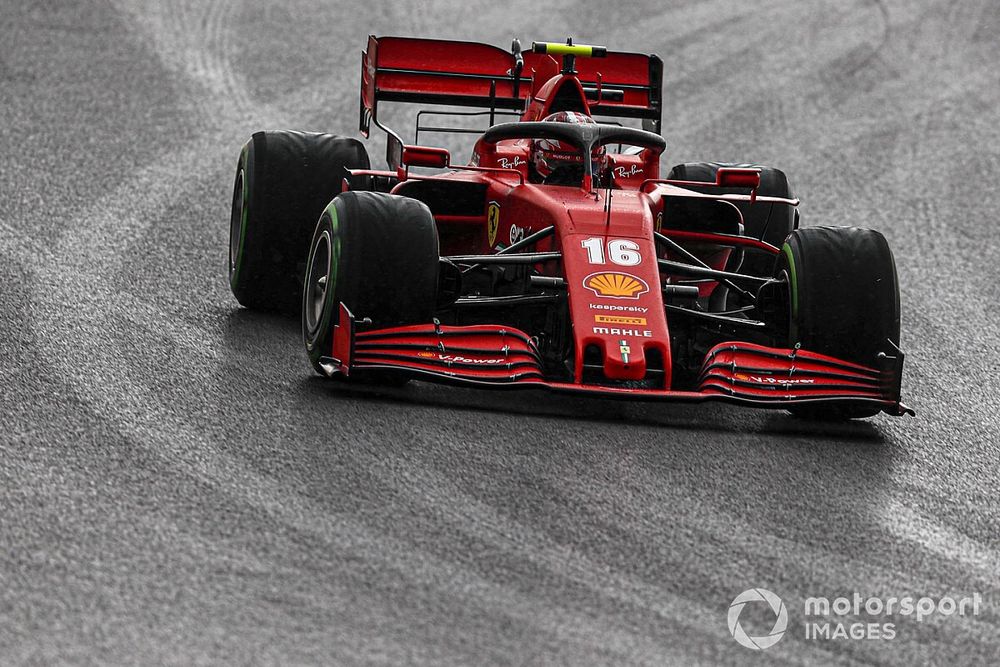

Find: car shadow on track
[305,375,887,444]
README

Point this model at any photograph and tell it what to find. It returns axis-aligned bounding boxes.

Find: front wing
[319,304,913,416]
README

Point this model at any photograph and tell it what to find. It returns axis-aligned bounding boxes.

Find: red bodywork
[320,36,911,417]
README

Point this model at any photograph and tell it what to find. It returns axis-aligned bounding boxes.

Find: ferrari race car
[227,36,912,419]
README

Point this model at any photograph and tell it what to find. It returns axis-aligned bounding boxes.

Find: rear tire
[303,192,439,378]
[229,130,370,314]
[775,226,900,419]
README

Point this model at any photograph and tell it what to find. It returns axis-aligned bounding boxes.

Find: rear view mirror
[402,145,450,169]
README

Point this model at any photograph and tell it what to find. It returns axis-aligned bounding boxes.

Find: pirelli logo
[594,315,647,325]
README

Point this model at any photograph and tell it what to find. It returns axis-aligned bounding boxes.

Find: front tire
[775,226,900,419]
[303,192,439,377]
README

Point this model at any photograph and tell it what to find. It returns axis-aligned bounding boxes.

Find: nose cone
[602,336,647,380]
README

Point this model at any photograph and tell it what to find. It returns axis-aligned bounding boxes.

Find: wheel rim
[229,168,246,275]
[304,229,332,341]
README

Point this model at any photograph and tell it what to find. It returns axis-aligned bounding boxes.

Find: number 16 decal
[581,238,641,266]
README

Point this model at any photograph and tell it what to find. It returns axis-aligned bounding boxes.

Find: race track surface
[2,1,998,664]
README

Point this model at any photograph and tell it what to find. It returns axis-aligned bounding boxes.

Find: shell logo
[583,272,649,299]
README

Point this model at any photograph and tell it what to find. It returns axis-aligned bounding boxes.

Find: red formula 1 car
[228,36,912,419]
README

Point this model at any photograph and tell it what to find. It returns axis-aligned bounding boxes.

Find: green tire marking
[307,201,342,354]
[782,242,798,320]
[324,200,341,313]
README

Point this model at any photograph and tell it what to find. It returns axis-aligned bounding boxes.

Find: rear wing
[360,35,663,137]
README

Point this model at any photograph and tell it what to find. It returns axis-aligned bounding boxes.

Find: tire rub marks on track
[2,0,1000,664]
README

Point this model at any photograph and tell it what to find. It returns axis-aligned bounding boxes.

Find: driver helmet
[532,111,606,184]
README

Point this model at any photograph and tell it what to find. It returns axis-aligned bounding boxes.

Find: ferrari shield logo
[487,201,500,246]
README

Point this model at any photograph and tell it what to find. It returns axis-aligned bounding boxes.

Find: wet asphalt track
[2,0,999,664]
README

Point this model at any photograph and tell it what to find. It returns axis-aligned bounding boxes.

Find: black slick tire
[775,226,900,419]
[302,192,439,379]
[229,130,370,314]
